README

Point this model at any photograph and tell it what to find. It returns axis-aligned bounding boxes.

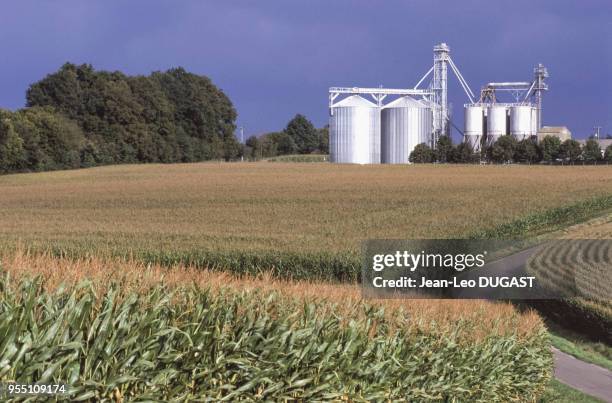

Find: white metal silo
[530,107,537,139]
[329,95,380,164]
[381,96,432,164]
[464,105,484,152]
[486,105,507,144]
[510,105,532,140]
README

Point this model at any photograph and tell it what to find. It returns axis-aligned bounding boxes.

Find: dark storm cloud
[0,0,610,138]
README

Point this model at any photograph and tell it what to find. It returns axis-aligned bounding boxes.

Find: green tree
[80,140,101,168]
[582,139,602,163]
[514,138,540,164]
[245,135,260,160]
[222,136,242,161]
[452,142,478,163]
[409,143,434,163]
[559,139,582,164]
[605,145,612,163]
[26,63,238,164]
[0,116,25,172]
[317,125,329,154]
[490,135,517,163]
[25,63,87,120]
[539,135,561,163]
[259,132,281,158]
[284,114,318,154]
[275,132,297,155]
[16,107,85,169]
[435,136,453,163]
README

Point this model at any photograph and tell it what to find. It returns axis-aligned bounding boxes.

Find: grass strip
[549,331,612,371]
[539,380,604,403]
[471,194,612,239]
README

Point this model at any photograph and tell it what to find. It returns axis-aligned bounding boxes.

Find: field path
[453,242,612,400]
[553,347,612,402]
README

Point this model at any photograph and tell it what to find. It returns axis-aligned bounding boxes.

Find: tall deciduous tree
[605,145,612,163]
[245,135,260,160]
[490,135,517,163]
[317,125,329,154]
[0,116,25,172]
[514,139,540,164]
[582,139,602,163]
[539,135,561,163]
[559,139,582,164]
[452,142,478,163]
[26,63,239,164]
[435,136,453,163]
[284,114,318,154]
[276,132,297,155]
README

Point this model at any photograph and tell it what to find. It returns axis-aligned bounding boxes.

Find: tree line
[409,135,612,164]
[0,63,241,173]
[243,115,328,160]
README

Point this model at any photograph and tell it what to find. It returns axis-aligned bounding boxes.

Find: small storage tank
[381,96,432,164]
[330,95,380,164]
[464,105,484,152]
[486,105,507,144]
[510,105,533,140]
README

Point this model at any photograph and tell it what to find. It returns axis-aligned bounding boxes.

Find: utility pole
[239,126,244,162]
[593,126,602,140]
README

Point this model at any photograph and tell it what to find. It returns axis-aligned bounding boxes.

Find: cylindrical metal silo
[329,95,380,164]
[464,105,484,152]
[486,105,507,144]
[381,96,432,164]
[510,105,532,140]
[530,107,538,138]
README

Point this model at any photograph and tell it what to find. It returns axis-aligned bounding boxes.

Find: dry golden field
[0,162,611,256]
[559,212,612,239]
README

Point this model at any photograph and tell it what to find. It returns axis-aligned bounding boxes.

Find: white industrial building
[329,43,549,163]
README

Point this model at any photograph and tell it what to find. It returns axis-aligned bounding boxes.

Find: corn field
[0,163,605,400]
[0,163,610,282]
[526,238,612,343]
[0,254,552,401]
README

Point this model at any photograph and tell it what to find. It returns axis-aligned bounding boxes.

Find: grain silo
[463,105,484,152]
[327,44,549,164]
[329,95,380,164]
[381,96,432,163]
[486,105,507,145]
[530,107,538,139]
[509,105,533,140]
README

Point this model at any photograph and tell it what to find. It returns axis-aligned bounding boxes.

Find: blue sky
[0,1,610,140]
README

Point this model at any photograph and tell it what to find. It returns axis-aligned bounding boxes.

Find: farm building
[536,126,572,143]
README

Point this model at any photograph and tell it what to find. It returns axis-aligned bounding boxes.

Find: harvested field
[525,212,612,343]
[559,212,612,239]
